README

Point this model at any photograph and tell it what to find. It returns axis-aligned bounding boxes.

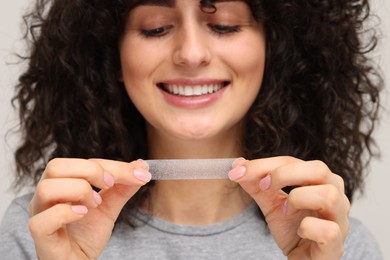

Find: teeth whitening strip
[146,158,237,180]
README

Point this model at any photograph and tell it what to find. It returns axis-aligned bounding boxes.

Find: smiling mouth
[157,81,230,97]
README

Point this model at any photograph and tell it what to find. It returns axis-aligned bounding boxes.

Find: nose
[172,24,211,68]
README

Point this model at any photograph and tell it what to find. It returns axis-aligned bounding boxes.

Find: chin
[172,127,218,141]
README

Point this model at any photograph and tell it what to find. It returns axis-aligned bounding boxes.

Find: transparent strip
[146,158,237,180]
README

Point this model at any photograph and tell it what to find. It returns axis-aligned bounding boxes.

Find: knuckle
[78,181,94,200]
[28,217,44,237]
[299,217,312,233]
[45,158,64,178]
[86,159,104,175]
[67,179,94,203]
[344,195,351,213]
[44,159,56,177]
[321,185,340,209]
[130,159,149,170]
[35,179,52,200]
[334,174,346,192]
[322,222,342,243]
[287,188,299,206]
[281,156,300,165]
[311,160,329,181]
[334,174,345,186]
[28,218,37,235]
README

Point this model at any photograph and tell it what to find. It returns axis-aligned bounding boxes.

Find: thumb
[230,156,301,214]
[90,159,151,221]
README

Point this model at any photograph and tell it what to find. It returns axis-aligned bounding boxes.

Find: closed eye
[140,25,174,38]
[208,24,242,35]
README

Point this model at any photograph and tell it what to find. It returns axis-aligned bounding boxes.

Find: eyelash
[140,25,173,38]
[208,24,242,35]
[139,24,242,38]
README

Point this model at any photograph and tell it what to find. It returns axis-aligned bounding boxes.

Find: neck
[148,180,252,225]
[144,122,252,225]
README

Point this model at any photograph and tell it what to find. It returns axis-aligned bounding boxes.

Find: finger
[90,158,151,186]
[264,160,342,192]
[333,173,345,193]
[229,156,302,195]
[297,217,345,259]
[88,159,152,221]
[30,178,102,215]
[29,203,87,242]
[44,158,151,188]
[286,185,350,236]
[229,156,302,214]
[43,158,115,190]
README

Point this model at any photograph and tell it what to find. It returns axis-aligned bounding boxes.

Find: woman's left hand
[229,156,350,259]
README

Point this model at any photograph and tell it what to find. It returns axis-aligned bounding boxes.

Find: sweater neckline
[131,203,261,236]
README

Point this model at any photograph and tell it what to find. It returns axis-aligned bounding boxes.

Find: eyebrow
[137,0,175,7]
[137,0,243,7]
[213,0,243,2]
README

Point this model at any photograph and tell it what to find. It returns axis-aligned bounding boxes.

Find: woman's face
[120,0,266,141]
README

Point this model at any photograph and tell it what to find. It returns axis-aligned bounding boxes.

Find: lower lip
[159,86,228,109]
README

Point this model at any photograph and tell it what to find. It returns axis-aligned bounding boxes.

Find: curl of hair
[245,0,382,201]
[13,0,382,225]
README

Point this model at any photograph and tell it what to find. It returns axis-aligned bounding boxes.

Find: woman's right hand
[29,158,152,260]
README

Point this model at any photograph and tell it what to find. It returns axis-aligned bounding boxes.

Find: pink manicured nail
[71,205,88,215]
[134,168,152,182]
[259,175,271,190]
[228,166,246,180]
[104,171,115,187]
[93,190,102,205]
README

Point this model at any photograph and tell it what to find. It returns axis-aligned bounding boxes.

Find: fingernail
[93,190,102,205]
[71,205,88,215]
[232,157,246,168]
[259,175,271,190]
[228,166,246,180]
[104,171,115,187]
[134,168,152,183]
[283,199,288,214]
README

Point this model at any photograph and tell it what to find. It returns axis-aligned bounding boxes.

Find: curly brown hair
[13,0,382,222]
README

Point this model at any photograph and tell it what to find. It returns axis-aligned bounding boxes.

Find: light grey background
[1,1,389,259]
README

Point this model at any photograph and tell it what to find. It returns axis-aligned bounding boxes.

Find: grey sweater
[0,194,383,259]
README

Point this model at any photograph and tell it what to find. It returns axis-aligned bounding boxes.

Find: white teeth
[163,83,225,96]
[184,86,193,96]
[202,85,208,94]
[193,86,202,95]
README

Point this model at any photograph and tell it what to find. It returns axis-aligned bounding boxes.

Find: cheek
[120,44,148,109]
[236,39,265,78]
[218,32,266,85]
[224,36,266,109]
[120,38,162,84]
[120,46,145,82]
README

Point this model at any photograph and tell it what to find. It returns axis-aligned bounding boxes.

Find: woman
[0,0,383,259]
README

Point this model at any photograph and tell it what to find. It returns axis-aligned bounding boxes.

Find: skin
[120,0,264,147]
[28,1,350,259]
